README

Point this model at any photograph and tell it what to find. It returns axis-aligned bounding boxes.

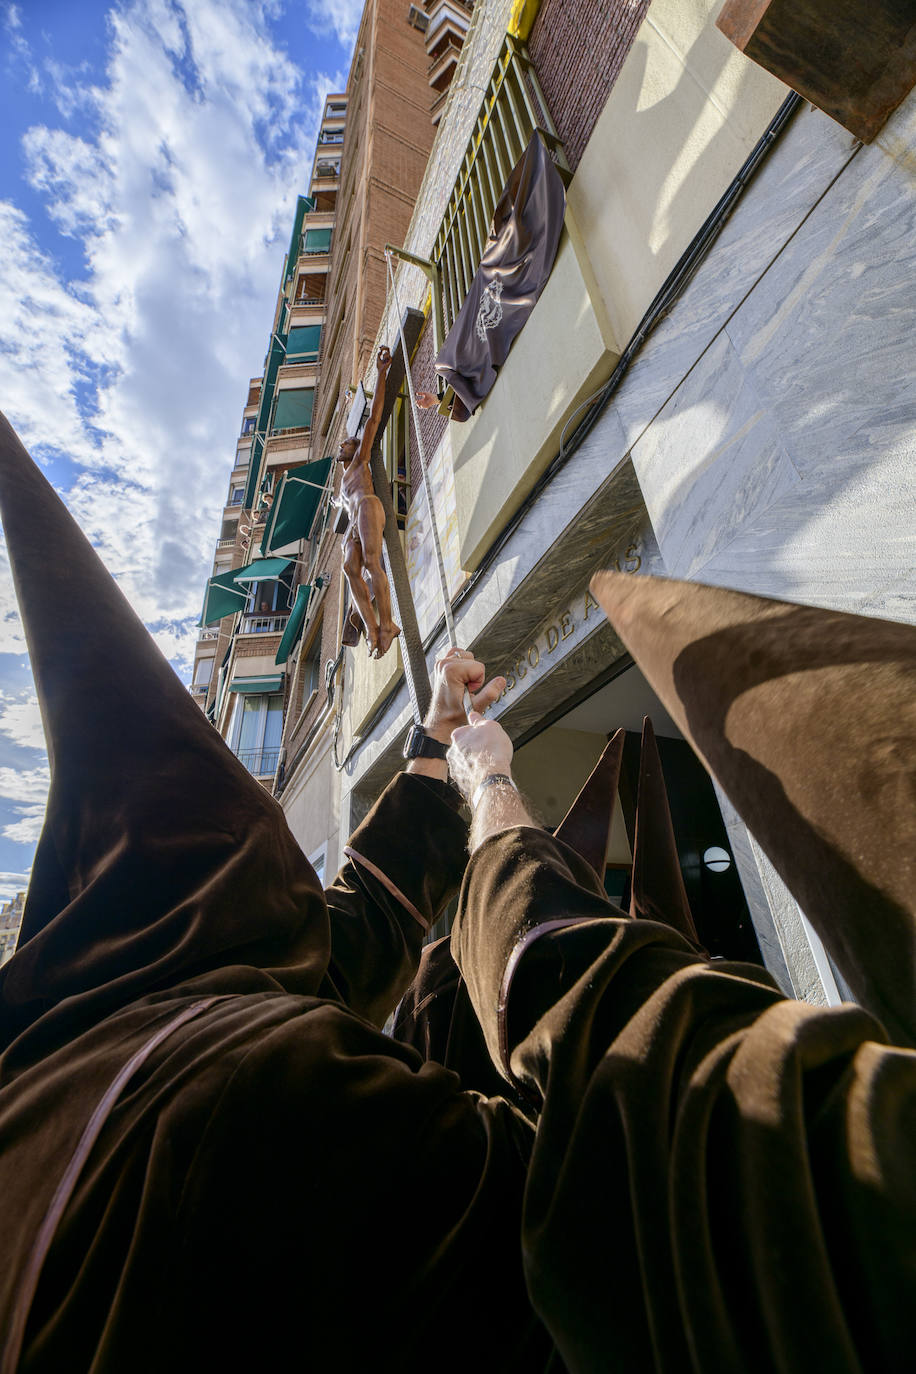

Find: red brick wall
[529,0,650,170]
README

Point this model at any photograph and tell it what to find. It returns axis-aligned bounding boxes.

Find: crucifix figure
[337,346,401,658]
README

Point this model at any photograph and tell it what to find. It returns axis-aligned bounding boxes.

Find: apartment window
[295,271,326,305]
[384,390,412,530]
[228,486,245,505]
[240,417,256,435]
[194,657,214,687]
[229,694,283,777]
[301,616,324,698]
[303,227,332,255]
[245,574,292,616]
[271,387,314,433]
[432,35,566,330]
[286,325,322,363]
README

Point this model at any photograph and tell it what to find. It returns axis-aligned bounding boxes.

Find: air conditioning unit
[407,4,428,31]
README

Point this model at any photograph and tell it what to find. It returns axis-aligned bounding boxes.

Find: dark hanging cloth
[435,132,566,421]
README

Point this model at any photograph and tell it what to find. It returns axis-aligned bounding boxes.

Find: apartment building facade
[318,0,916,1003]
[192,0,445,881]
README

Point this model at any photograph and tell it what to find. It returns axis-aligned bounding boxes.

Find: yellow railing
[432,34,566,332]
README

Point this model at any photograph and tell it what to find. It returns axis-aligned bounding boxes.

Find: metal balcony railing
[241,613,289,635]
[432,34,566,332]
[236,747,281,777]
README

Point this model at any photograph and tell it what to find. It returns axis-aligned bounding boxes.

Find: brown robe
[0,412,913,1371]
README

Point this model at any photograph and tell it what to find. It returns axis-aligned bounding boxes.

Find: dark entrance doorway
[512,663,762,965]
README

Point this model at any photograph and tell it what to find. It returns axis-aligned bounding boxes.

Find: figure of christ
[337,346,401,658]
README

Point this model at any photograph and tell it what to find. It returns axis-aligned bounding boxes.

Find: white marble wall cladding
[610,103,860,453]
[627,91,916,618]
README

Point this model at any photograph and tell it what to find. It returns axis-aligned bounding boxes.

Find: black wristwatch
[403,724,449,761]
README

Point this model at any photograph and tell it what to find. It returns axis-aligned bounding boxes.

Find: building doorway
[512,663,762,963]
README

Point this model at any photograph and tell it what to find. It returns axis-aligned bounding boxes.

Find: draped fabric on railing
[435,132,566,420]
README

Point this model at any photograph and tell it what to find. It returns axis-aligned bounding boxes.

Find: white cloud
[0,0,330,676]
[0,763,50,845]
[306,0,363,50]
[0,870,29,905]
[0,690,46,752]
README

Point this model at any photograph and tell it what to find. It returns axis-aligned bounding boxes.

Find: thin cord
[385,248,457,649]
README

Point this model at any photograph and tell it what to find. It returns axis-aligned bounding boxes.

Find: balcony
[236,747,281,777]
[241,613,289,635]
[432,34,566,331]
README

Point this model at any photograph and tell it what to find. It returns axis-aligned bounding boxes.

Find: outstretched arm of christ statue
[338,346,401,658]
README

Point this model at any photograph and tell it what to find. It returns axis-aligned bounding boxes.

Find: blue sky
[0,0,360,901]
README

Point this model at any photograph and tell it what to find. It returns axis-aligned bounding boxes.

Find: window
[301,617,324,698]
[286,325,322,363]
[229,694,284,777]
[228,486,245,505]
[240,417,256,435]
[193,657,214,687]
[245,573,292,616]
[384,390,412,530]
[272,387,314,433]
[303,227,332,255]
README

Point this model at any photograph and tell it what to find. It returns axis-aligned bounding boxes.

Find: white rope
[385,248,457,648]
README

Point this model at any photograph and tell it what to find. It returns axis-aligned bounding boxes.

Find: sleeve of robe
[450,824,916,1374]
[323,772,468,1026]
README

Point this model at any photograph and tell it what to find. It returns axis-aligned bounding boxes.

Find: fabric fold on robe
[451,823,916,1373]
[589,570,916,1048]
[0,414,557,1371]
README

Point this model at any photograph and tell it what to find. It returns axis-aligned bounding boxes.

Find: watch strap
[471,773,517,809]
[403,725,449,761]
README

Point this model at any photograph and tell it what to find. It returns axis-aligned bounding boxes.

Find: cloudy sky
[0,0,360,902]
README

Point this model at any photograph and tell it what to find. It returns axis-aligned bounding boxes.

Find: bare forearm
[469,778,535,851]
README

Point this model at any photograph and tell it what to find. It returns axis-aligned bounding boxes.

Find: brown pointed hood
[0,413,330,1055]
[590,569,916,1048]
[629,717,700,946]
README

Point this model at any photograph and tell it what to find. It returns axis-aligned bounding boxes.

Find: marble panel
[724,142,916,493]
[610,104,859,452]
[629,331,801,579]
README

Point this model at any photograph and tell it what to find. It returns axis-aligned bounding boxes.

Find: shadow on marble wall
[626,93,916,620]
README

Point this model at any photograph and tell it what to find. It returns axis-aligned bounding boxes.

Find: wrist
[470,772,516,810]
[423,715,462,746]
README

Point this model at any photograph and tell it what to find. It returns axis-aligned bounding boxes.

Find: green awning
[243,332,287,508]
[284,195,313,283]
[231,557,292,584]
[200,559,292,626]
[228,674,284,694]
[200,567,249,626]
[260,458,333,556]
[272,388,314,432]
[275,584,312,666]
[303,227,332,254]
[286,324,321,361]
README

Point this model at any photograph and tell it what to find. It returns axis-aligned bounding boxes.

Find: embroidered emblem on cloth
[475,279,504,343]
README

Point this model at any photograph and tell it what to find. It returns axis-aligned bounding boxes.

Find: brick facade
[283,0,435,774]
[529,0,650,169]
